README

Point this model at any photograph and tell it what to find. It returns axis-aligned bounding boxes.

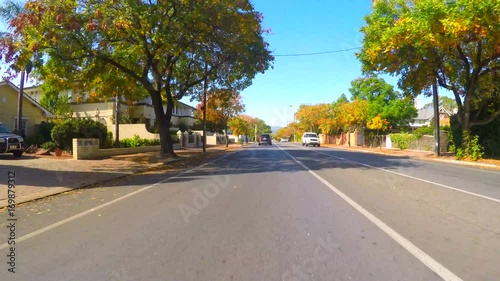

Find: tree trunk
[460,96,472,148]
[150,89,177,157]
[347,128,351,147]
[225,121,229,147]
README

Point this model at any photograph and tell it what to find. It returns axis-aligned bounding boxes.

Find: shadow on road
[0,146,419,190]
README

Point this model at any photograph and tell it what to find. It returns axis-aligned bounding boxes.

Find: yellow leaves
[114,19,130,30]
[366,115,389,132]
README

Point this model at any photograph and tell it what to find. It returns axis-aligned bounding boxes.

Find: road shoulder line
[0,150,240,251]
[278,145,464,281]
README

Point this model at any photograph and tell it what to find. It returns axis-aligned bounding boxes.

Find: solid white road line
[278,145,464,281]
[0,150,240,251]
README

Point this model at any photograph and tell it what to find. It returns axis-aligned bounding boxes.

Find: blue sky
[240,0,435,127]
[3,0,440,127]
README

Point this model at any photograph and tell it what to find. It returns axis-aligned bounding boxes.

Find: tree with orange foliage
[335,99,369,146]
[197,89,245,147]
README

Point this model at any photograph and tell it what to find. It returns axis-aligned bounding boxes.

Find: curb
[0,147,234,209]
[321,145,500,170]
[420,157,500,170]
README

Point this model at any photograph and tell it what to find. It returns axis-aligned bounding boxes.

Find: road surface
[1,144,499,281]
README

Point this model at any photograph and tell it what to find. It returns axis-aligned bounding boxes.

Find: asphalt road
[1,144,499,281]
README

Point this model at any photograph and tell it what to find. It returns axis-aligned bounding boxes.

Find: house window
[13,117,28,136]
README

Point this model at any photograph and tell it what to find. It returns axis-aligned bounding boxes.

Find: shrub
[390,133,417,150]
[119,135,161,148]
[51,119,110,150]
[103,131,114,149]
[464,135,484,161]
[41,141,57,152]
[38,121,56,142]
[455,148,465,160]
[170,134,180,144]
[25,133,45,146]
[414,126,434,139]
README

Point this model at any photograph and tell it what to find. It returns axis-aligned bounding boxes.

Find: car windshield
[0,124,11,133]
[305,133,317,137]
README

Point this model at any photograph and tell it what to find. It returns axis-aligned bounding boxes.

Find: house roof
[415,107,434,120]
[176,100,197,111]
[414,106,454,121]
[0,81,55,118]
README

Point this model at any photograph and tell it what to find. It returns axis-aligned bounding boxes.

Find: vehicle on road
[280,138,288,142]
[0,122,24,157]
[259,134,272,145]
[302,132,320,147]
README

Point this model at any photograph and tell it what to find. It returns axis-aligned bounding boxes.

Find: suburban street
[1,144,499,281]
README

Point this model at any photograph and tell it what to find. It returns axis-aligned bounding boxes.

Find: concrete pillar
[177,130,183,148]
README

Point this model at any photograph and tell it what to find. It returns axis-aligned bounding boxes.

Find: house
[0,81,54,136]
[410,106,453,129]
[24,85,197,131]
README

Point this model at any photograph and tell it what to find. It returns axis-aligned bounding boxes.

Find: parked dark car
[0,123,24,157]
[258,134,272,145]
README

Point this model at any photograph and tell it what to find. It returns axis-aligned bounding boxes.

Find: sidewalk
[0,145,238,208]
[321,144,500,170]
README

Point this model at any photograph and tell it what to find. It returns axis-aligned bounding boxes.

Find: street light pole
[202,63,208,153]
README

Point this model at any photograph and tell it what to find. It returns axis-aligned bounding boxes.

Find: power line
[274,47,361,57]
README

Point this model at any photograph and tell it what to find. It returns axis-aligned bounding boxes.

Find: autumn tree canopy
[196,89,244,146]
[0,0,273,156]
[358,0,500,144]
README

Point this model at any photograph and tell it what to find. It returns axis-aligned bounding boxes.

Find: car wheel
[317,144,320,147]
[302,143,305,146]
[259,143,261,146]
[13,151,23,158]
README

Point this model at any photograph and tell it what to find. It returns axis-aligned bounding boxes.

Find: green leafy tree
[253,118,272,135]
[348,76,417,128]
[333,94,349,106]
[423,96,457,113]
[228,115,250,139]
[358,0,500,146]
[0,0,273,156]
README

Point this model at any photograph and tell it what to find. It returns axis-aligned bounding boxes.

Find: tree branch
[470,109,500,126]
[98,55,152,91]
[456,44,470,80]
[479,65,500,77]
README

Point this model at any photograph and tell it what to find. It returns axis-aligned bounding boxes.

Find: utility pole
[16,62,32,137]
[432,79,440,156]
[254,123,258,142]
[114,93,120,147]
[202,63,208,153]
[16,70,25,137]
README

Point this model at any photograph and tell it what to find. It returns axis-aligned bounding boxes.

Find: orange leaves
[86,21,97,31]
[196,89,245,124]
